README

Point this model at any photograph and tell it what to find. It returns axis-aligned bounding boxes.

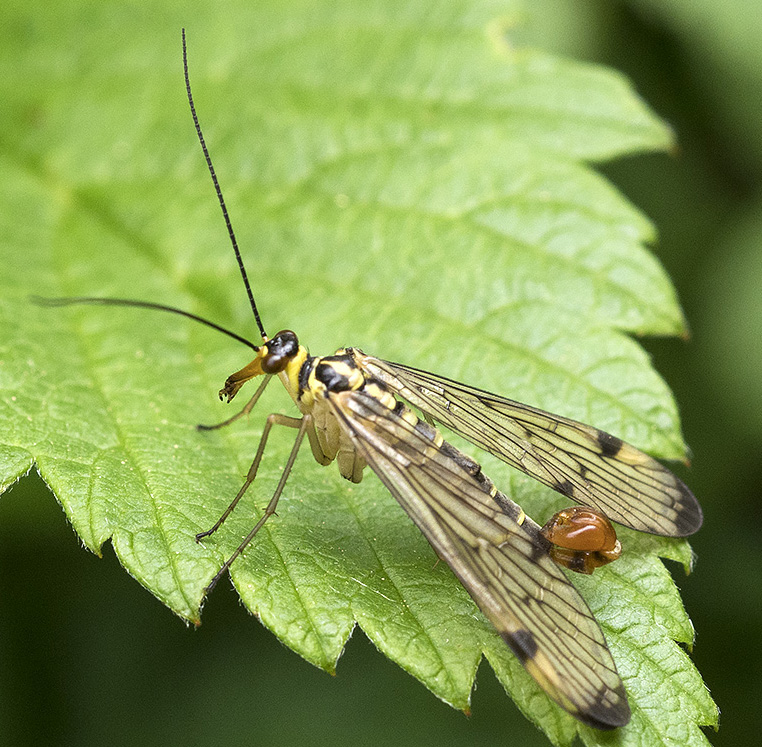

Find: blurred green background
[1,1,758,745]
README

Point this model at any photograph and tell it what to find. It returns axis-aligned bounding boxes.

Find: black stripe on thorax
[298,355,316,399]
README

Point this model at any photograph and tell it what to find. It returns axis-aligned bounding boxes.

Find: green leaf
[0,1,716,744]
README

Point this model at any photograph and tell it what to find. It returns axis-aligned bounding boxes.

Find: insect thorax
[292,349,415,483]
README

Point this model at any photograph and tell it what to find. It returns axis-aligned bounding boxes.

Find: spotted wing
[329,390,630,729]
[360,357,702,537]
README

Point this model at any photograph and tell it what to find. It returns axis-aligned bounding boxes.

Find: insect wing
[329,390,630,729]
[360,357,702,537]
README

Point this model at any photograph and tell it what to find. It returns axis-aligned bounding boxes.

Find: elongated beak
[219,356,266,402]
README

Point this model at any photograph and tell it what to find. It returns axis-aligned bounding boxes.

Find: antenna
[182,28,268,341]
[31,296,260,352]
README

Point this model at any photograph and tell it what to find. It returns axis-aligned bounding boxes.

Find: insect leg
[203,415,311,593]
[197,375,273,431]
[196,411,305,541]
[302,418,333,466]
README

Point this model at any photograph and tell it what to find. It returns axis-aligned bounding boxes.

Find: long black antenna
[31,296,260,352]
[182,28,268,341]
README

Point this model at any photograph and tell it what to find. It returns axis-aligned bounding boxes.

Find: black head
[261,330,300,374]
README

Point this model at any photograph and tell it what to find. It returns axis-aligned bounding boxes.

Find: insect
[36,30,702,731]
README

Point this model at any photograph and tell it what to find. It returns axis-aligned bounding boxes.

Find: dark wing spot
[555,479,575,498]
[504,628,538,664]
[671,479,704,536]
[578,700,631,731]
[597,431,624,458]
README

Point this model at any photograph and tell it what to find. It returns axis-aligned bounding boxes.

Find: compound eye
[261,330,299,374]
[261,354,289,374]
